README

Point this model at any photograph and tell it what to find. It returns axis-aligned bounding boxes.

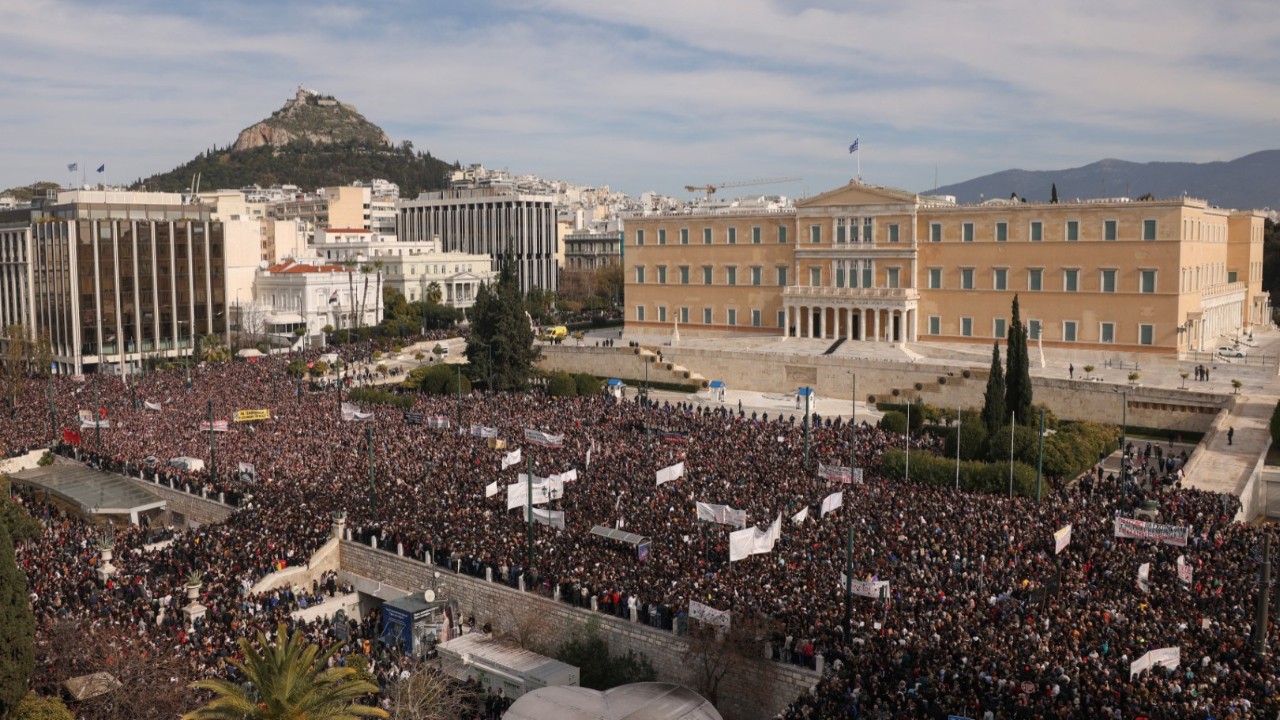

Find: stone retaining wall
[124,476,235,527]
[339,540,817,720]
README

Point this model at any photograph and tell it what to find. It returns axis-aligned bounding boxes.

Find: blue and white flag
[67,162,78,171]
[96,164,105,173]
[848,137,860,154]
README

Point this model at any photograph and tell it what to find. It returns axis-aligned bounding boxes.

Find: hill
[928,150,1280,211]
[136,88,457,197]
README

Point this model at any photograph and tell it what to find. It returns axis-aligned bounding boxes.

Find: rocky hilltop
[231,86,392,152]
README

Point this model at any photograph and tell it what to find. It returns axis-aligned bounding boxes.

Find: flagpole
[367,425,378,524]
[850,374,856,472]
[955,404,961,491]
[904,401,910,483]
[526,456,535,579]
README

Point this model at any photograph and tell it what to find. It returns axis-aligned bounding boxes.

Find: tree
[555,619,656,690]
[198,334,230,363]
[1050,183,1059,203]
[386,671,477,720]
[465,257,539,391]
[183,622,387,720]
[13,692,73,720]
[981,342,1006,436]
[1004,295,1032,424]
[0,522,35,720]
[424,282,443,305]
[683,613,776,710]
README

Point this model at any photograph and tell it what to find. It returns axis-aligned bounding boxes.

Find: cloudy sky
[2,0,1278,199]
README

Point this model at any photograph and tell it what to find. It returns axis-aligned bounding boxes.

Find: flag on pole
[67,162,78,171]
[485,481,499,498]
[1054,524,1072,554]
[848,137,860,154]
[820,491,843,516]
[791,506,809,524]
[96,164,105,173]
[501,448,522,469]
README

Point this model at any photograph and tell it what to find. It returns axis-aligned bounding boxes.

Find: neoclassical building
[624,182,1268,354]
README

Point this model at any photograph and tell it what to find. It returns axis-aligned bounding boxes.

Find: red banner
[62,428,82,445]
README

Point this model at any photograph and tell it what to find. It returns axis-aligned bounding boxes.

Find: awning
[607,378,624,387]
[266,312,305,325]
[589,525,650,547]
[709,380,725,388]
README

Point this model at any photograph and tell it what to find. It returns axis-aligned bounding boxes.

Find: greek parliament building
[397,188,558,294]
[0,191,235,375]
[624,182,1269,354]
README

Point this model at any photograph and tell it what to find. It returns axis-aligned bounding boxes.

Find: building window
[752,309,761,327]
[1104,220,1117,241]
[1028,319,1041,340]
[1028,268,1042,291]
[886,267,900,288]
[776,267,788,286]
[657,266,667,284]
[1228,270,1238,283]
[961,268,975,290]
[1063,320,1077,342]
[810,267,821,286]
[1030,221,1043,242]
[1064,269,1079,292]
[680,228,689,245]
[863,217,873,242]
[635,230,644,246]
[930,223,942,242]
[703,266,713,284]
[994,317,1007,339]
[929,267,942,289]
[658,229,667,245]
[962,223,974,242]
[1143,219,1157,241]
[752,226,761,244]
[679,266,690,285]
[726,267,737,285]
[993,268,1008,291]
[751,267,762,286]
[996,222,1008,242]
[1100,322,1115,344]
[727,308,737,326]
[862,264,873,288]
[929,316,941,335]
[961,317,973,336]
[703,307,712,324]
[636,305,645,322]
[887,224,899,243]
[777,310,786,328]
[680,307,690,323]
[1066,221,1079,241]
[727,227,737,245]
[703,227,712,245]
[1101,269,1116,293]
[837,221,847,244]
[778,226,788,244]
[1140,270,1156,293]
[1139,324,1154,345]
[658,306,667,322]
[635,266,645,284]
[810,225,821,243]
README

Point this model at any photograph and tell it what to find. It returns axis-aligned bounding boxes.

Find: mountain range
[927,151,1280,212]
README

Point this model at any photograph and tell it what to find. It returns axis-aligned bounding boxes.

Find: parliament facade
[624,182,1268,354]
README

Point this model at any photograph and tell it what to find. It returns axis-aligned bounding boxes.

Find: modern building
[397,188,559,293]
[624,181,1268,354]
[0,190,241,374]
[562,228,622,271]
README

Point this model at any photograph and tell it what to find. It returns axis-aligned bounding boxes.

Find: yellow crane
[683,176,802,199]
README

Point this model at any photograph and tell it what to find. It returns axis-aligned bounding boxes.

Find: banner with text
[523,506,566,530]
[524,428,564,447]
[470,424,499,439]
[1129,647,1180,680]
[234,409,271,422]
[689,600,732,629]
[696,501,748,529]
[1114,517,1189,547]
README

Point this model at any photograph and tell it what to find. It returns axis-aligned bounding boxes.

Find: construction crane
[683,176,802,199]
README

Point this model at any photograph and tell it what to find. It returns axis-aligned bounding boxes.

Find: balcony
[783,285,917,300]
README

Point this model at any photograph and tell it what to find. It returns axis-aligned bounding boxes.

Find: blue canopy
[709,380,725,388]
[607,378,624,386]
[797,387,815,396]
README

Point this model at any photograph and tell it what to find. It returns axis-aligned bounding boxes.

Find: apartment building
[625,181,1268,354]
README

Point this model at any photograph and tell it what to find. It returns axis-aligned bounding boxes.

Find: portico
[782,287,919,343]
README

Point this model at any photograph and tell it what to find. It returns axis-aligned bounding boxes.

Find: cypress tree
[465,253,539,391]
[1005,295,1033,424]
[981,342,1006,435]
[0,522,35,718]
[1050,183,1059,203]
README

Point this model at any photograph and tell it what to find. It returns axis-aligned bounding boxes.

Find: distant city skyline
[2,0,1278,199]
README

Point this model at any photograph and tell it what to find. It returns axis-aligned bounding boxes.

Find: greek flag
[67,162,78,171]
[848,138,860,154]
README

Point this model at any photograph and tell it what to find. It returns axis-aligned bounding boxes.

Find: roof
[504,683,722,720]
[9,464,166,518]
[438,633,578,678]
[265,260,346,274]
[324,227,372,233]
[590,525,650,546]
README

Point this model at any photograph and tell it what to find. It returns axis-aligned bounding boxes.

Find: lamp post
[1008,411,1016,499]
[367,425,378,524]
[803,387,811,468]
[1254,533,1271,657]
[93,372,101,449]
[954,404,961,491]
[207,399,216,483]
[48,367,56,446]
[1036,407,1045,501]
[1116,388,1129,483]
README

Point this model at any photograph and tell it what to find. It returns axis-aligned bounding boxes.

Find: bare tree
[387,669,479,720]
[682,613,778,712]
[492,601,555,654]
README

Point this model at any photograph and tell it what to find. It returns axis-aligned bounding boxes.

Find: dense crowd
[2,343,1278,719]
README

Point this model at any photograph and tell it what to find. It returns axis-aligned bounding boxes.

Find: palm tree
[183,623,387,720]
[424,281,443,305]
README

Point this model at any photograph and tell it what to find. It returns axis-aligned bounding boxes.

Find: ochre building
[624,182,1268,354]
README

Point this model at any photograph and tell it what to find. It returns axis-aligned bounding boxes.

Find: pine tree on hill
[981,342,1006,436]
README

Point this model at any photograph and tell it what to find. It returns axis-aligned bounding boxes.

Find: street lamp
[1115,387,1129,484]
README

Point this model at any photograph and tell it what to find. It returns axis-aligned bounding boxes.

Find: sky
[2,0,1279,200]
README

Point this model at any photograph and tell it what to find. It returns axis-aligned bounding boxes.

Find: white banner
[427,415,450,429]
[1054,524,1072,555]
[688,600,731,629]
[509,475,565,509]
[696,502,748,529]
[341,402,372,421]
[522,506,566,530]
[524,428,564,447]
[729,513,782,562]
[485,481,499,498]
[1130,647,1180,679]
[198,420,228,432]
[791,506,809,524]
[820,491,843,517]
[1137,562,1151,594]
[839,574,890,600]
[1177,555,1193,585]
[470,424,499,438]
[144,401,162,411]
[501,448,522,470]
[656,461,686,486]
[1114,517,1189,547]
[547,468,578,484]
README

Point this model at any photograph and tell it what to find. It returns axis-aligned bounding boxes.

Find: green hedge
[548,371,578,397]
[346,387,415,409]
[573,373,603,396]
[878,411,907,434]
[402,364,472,395]
[880,448,1039,496]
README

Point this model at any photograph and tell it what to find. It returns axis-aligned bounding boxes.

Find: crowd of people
[2,342,1278,719]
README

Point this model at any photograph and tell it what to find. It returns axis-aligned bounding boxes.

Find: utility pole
[208,399,216,482]
[955,404,961,491]
[455,364,462,429]
[1008,411,1016,499]
[904,401,910,483]
[843,527,854,638]
[48,369,56,446]
[337,359,343,420]
[803,387,810,467]
[526,455,535,576]
[93,372,101,448]
[849,375,856,471]
[1036,408,1045,501]
[1254,533,1271,657]
[367,425,378,524]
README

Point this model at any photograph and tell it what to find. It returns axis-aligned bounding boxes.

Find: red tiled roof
[266,261,346,274]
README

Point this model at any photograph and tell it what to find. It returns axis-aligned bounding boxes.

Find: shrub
[37,452,54,467]
[878,411,907,434]
[404,364,470,395]
[573,373,602,396]
[345,387,414,409]
[944,412,988,461]
[547,371,578,397]
[880,448,1038,497]
[414,351,425,361]
[13,692,74,720]
[309,360,329,378]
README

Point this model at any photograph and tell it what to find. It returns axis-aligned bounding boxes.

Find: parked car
[1217,346,1247,358]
